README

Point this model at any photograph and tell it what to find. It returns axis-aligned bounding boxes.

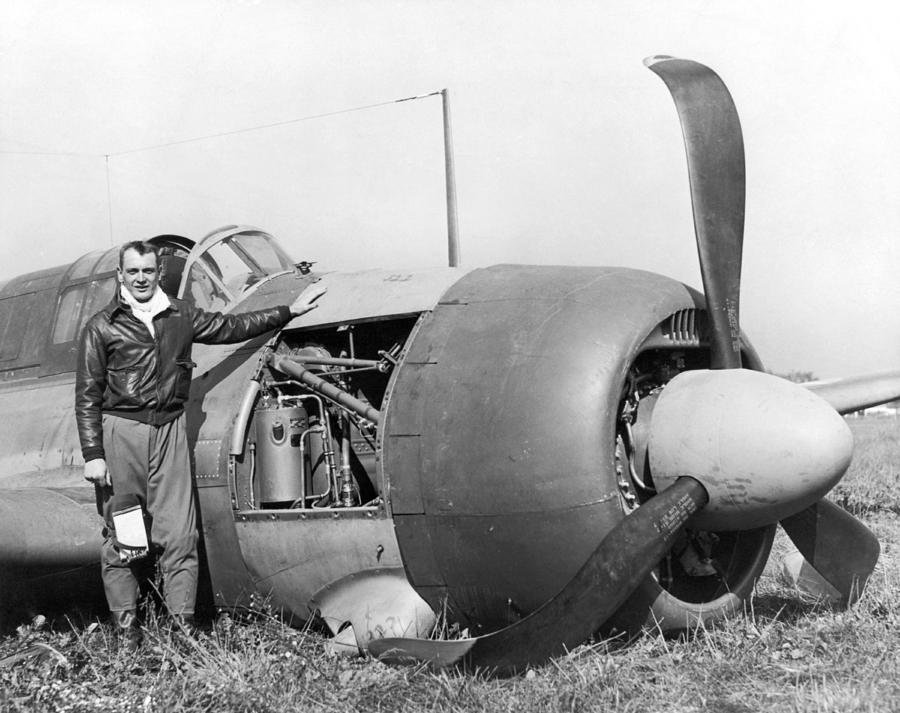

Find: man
[75,240,325,642]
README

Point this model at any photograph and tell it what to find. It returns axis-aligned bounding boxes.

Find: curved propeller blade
[646,57,879,605]
[368,477,708,674]
[645,56,744,369]
[780,498,880,605]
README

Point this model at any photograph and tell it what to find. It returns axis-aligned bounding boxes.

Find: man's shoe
[111,609,143,652]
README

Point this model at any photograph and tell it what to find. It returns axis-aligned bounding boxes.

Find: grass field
[2,418,899,712]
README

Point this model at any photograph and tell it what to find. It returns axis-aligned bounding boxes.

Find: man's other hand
[289,283,327,318]
[84,458,110,487]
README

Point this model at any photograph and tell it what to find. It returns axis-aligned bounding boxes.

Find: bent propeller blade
[780,498,880,605]
[645,56,745,369]
[369,477,708,674]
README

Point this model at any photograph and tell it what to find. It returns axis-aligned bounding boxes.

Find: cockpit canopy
[178,227,296,312]
[0,226,299,380]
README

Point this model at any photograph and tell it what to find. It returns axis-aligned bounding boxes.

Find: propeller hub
[648,369,853,531]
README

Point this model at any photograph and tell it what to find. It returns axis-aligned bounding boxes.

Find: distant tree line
[776,370,816,384]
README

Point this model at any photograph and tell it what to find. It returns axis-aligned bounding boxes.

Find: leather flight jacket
[76,291,292,461]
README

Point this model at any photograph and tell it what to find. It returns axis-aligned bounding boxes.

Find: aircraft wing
[0,487,103,615]
[803,369,900,415]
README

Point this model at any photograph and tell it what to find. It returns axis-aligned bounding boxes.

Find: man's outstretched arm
[193,282,328,344]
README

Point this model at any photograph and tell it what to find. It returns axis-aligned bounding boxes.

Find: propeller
[368,56,878,673]
[645,55,878,604]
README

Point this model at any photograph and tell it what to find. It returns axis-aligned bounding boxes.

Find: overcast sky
[1,0,898,378]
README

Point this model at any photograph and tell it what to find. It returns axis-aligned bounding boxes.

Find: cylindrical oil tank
[255,405,308,506]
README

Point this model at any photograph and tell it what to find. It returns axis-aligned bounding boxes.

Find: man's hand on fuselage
[289,282,327,318]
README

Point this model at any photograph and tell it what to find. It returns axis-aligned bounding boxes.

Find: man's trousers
[99,413,198,617]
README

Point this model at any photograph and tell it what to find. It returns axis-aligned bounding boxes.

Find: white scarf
[120,285,171,338]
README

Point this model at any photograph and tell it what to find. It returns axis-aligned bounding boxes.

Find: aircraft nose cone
[648,369,853,531]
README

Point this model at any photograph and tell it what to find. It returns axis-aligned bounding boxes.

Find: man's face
[118,249,159,303]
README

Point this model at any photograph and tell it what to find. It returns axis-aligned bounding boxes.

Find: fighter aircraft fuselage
[2,59,895,672]
[0,220,777,648]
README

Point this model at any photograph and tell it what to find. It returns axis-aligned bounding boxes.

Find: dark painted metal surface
[780,498,880,606]
[370,477,708,673]
[382,264,703,630]
[0,374,83,490]
[0,266,66,378]
[646,56,744,370]
[0,489,101,571]
[233,512,404,616]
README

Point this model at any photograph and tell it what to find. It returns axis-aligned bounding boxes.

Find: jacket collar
[103,287,180,320]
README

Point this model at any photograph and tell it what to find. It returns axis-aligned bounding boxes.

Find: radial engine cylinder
[255,405,308,506]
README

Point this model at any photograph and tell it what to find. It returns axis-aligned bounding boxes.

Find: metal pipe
[270,389,328,425]
[230,380,261,455]
[290,425,325,508]
[246,443,257,509]
[442,88,461,267]
[339,414,355,507]
[298,426,306,505]
[269,354,381,425]
[297,394,337,504]
[320,425,339,507]
[287,426,336,508]
[289,356,379,369]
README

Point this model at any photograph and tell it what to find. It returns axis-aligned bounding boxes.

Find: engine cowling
[381,263,774,634]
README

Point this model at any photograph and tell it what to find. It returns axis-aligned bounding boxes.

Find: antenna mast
[442,89,461,267]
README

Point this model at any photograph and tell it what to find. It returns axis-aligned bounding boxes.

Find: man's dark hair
[118,241,160,269]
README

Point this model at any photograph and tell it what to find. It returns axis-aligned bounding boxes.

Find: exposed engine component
[254,404,309,506]
[231,317,415,513]
[616,348,725,592]
[253,391,338,509]
[616,349,694,503]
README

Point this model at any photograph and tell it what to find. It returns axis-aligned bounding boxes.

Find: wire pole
[441,89,461,267]
[9,90,456,258]
[105,155,114,246]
